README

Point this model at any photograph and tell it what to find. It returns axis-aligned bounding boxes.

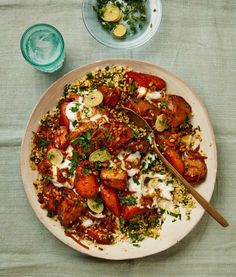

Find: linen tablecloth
[0,0,235,276]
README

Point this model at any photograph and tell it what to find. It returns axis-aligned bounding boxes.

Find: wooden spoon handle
[153,142,229,227]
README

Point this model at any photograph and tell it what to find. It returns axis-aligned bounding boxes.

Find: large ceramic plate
[20,59,217,260]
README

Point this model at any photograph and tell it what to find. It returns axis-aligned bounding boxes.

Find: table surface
[0,0,235,276]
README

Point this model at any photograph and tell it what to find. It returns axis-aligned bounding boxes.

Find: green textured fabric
[0,0,235,276]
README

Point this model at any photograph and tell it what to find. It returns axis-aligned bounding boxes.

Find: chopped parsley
[132,176,140,185]
[131,129,139,139]
[92,195,103,210]
[86,73,94,80]
[36,138,49,148]
[167,211,182,220]
[73,136,85,145]
[70,103,81,112]
[74,200,79,207]
[83,107,90,117]
[108,82,114,88]
[72,120,78,127]
[160,101,168,107]
[47,152,54,161]
[69,151,79,175]
[119,194,137,206]
[105,127,110,139]
[42,175,53,185]
[81,168,90,176]
[85,131,92,140]
[72,131,92,155]
[128,81,136,94]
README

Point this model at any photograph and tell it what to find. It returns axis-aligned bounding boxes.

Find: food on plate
[30,65,207,247]
[93,0,148,39]
[112,24,127,38]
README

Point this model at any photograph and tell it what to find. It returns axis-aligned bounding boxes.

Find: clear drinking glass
[20,23,65,73]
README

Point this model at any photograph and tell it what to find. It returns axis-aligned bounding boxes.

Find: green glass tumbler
[20,23,65,73]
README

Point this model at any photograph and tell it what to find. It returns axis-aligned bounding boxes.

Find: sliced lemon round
[89,148,111,163]
[87,198,104,214]
[112,24,127,38]
[155,114,168,132]
[102,4,121,22]
[47,148,63,165]
[84,90,103,107]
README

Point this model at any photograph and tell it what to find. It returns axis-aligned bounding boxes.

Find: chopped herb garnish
[167,211,182,220]
[133,97,139,103]
[72,131,92,155]
[85,131,92,140]
[132,176,140,185]
[92,195,103,210]
[160,101,168,107]
[86,73,93,80]
[74,200,79,206]
[84,107,90,117]
[119,194,137,206]
[69,151,78,175]
[105,127,110,139]
[96,161,102,169]
[129,81,136,94]
[47,152,54,161]
[108,82,114,88]
[73,136,85,145]
[81,168,90,176]
[72,120,78,127]
[196,125,201,131]
[131,129,139,139]
[42,175,53,185]
[70,103,81,112]
[37,138,49,148]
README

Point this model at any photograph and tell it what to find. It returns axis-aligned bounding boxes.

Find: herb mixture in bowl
[93,0,148,39]
[30,66,207,247]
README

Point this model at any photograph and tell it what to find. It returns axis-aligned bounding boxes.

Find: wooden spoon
[119,107,229,227]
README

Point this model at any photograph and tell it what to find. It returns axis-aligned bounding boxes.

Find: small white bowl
[82,0,162,49]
